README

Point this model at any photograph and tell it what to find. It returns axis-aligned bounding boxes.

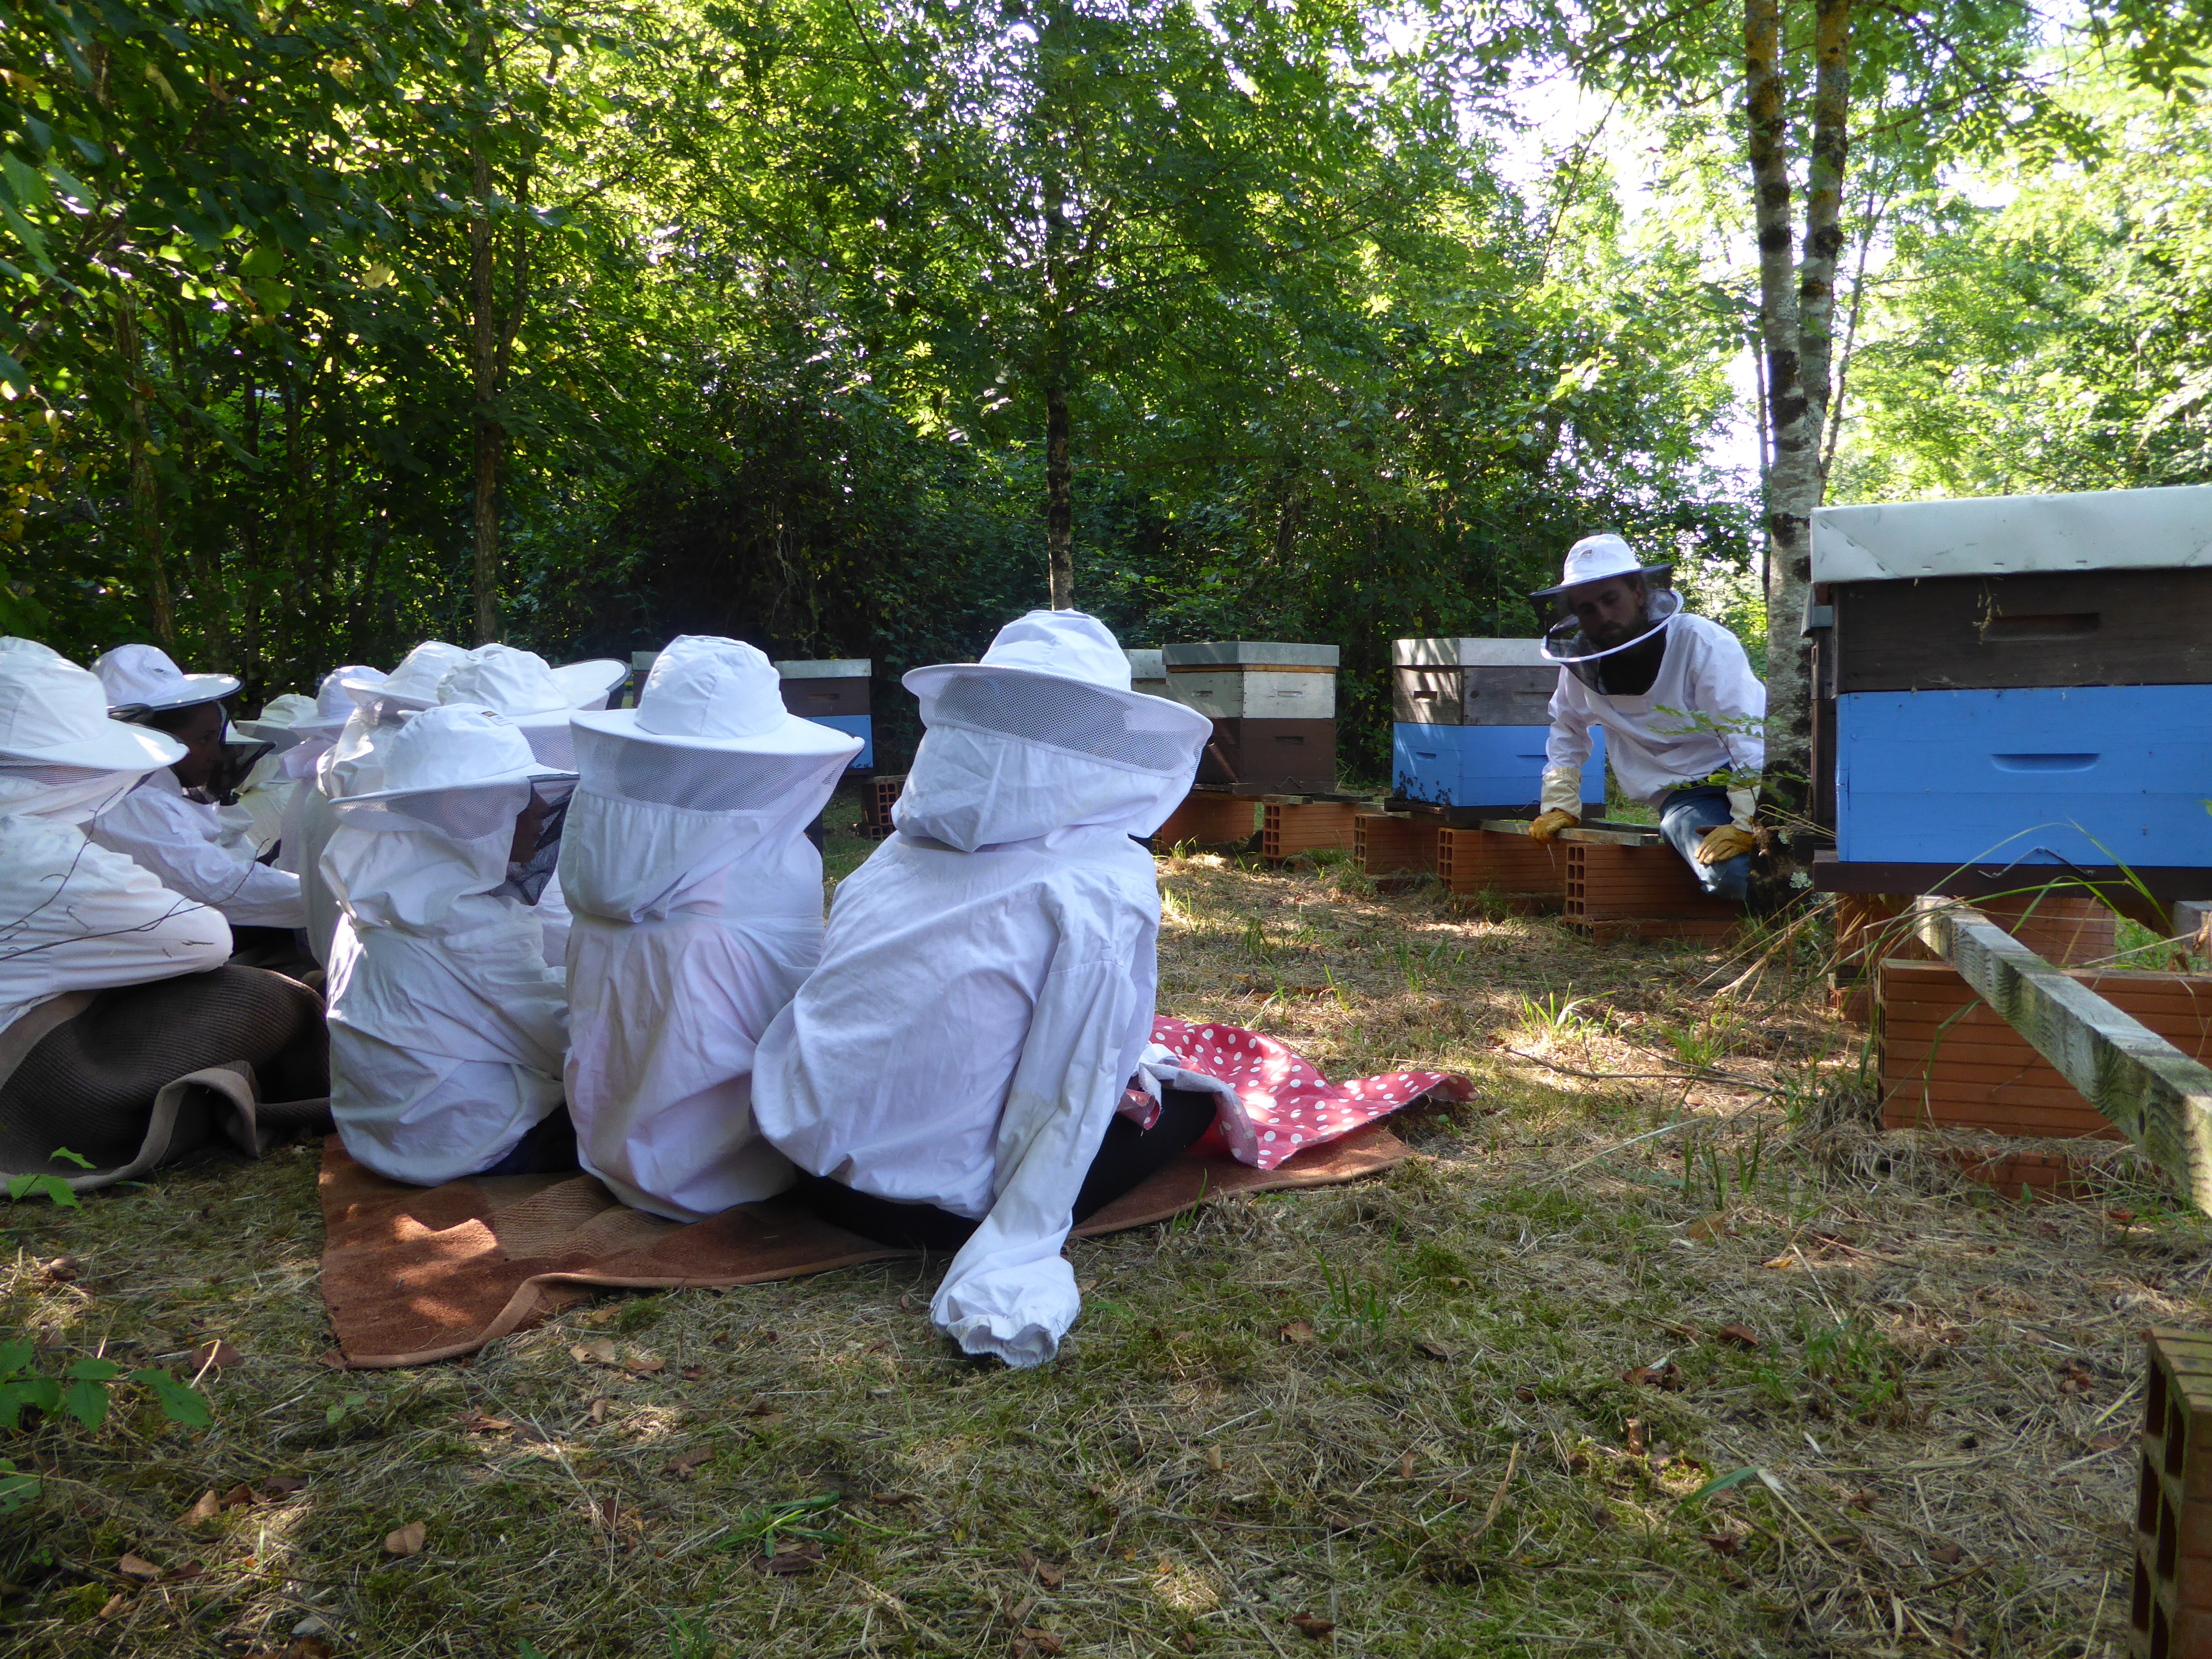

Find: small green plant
[1319,1255,1392,1340]
[326,1391,369,1429]
[1519,990,1601,1041]
[0,1339,212,1455]
[1240,914,1271,963]
[1658,1005,1734,1069]
[664,1613,719,1659]
[715,1492,841,1555]
[5,1148,93,1207]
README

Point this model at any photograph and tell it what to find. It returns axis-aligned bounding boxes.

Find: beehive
[1876,961,2212,1137]
[1390,637,1604,813]
[1125,648,1169,700]
[1813,484,2212,866]
[776,658,873,770]
[1164,642,1339,795]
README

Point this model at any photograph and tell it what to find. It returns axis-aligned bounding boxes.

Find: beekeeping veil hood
[562,635,862,923]
[1532,534,1682,689]
[0,653,184,823]
[895,611,1213,852]
[437,643,626,770]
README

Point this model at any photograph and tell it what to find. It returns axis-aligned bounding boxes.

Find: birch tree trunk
[1045,376,1073,609]
[469,141,504,645]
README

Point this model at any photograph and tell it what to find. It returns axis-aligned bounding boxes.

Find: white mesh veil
[893,671,1206,851]
[559,727,849,923]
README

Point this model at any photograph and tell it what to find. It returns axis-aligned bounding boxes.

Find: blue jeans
[1658,786,1749,902]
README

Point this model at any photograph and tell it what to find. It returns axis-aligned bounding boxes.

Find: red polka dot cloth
[1121,1016,1471,1171]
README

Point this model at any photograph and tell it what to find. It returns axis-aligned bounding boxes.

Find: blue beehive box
[776,658,872,770]
[1390,637,1603,813]
[1815,484,2212,868]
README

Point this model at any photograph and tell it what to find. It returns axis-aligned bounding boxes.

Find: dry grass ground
[0,795,2198,1657]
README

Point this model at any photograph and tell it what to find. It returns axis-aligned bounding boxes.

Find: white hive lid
[1811,484,2212,583]
[1392,637,1552,668]
[1124,648,1166,681]
[775,659,872,679]
[1162,641,1339,669]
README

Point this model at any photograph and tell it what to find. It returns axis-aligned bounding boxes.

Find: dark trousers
[476,1104,580,1178]
[793,1086,1220,1251]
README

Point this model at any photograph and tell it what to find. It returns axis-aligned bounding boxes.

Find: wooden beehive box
[1876,959,2212,1137]
[1813,484,2212,867]
[1164,642,1339,795]
[776,658,873,769]
[1390,637,1603,813]
[1125,648,1169,700]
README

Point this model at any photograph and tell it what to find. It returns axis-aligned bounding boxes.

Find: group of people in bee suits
[0,533,1762,1367]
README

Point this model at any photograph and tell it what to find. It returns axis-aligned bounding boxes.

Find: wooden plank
[1910,900,2212,1209]
[1477,817,1665,848]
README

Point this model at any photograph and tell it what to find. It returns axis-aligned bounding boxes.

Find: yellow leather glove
[1696,824,1757,865]
[1528,809,1579,842]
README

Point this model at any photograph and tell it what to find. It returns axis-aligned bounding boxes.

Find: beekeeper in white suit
[88,644,307,932]
[751,610,1216,1369]
[558,634,859,1219]
[225,691,319,859]
[323,704,577,1184]
[269,664,384,880]
[1529,534,1767,901]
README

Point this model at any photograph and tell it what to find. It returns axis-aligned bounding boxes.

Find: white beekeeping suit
[87,644,306,930]
[303,643,463,967]
[558,635,860,1222]
[323,704,574,1186]
[223,692,318,859]
[272,665,383,878]
[0,651,230,1037]
[752,610,1211,1369]
[433,643,627,966]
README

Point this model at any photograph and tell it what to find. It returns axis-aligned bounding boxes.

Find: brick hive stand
[1261,801,1362,861]
[1153,792,1258,850]
[1434,828,1567,910]
[2132,1327,2212,1658]
[860,773,905,841]
[1878,961,2212,1137]
[1831,893,2118,1029]
[1563,842,1739,942]
[1354,813,1441,878]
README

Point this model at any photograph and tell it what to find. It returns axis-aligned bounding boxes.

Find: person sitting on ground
[1527,534,1767,902]
[270,664,383,884]
[302,643,464,968]
[225,691,319,860]
[557,635,860,1220]
[0,649,327,1189]
[323,704,578,1184]
[88,644,309,944]
[434,643,627,965]
[751,610,1215,1368]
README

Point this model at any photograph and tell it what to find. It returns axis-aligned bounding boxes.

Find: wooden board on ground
[1479,816,1667,849]
[1908,900,2212,1210]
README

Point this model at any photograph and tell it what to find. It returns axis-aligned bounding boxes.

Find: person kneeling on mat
[751,610,1216,1369]
[323,704,579,1183]
[0,649,327,1190]
[558,636,861,1221]
[1527,534,1766,901]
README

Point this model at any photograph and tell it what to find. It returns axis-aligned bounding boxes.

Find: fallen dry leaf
[1716,1323,1761,1350]
[1702,1531,1741,1556]
[871,1491,920,1507]
[1279,1320,1317,1346]
[1685,1213,1730,1243]
[458,1411,513,1433]
[383,1521,426,1557]
[622,1351,666,1376]
[1513,1385,1536,1403]
[760,1539,825,1575]
[1013,1630,1065,1657]
[680,1365,707,1382]
[1289,1611,1336,1639]
[664,1448,712,1476]
[263,1476,306,1496]
[1931,1542,1964,1566]
[1621,1364,1654,1388]
[1414,1336,1459,1362]
[1205,1444,1225,1472]
[582,1306,621,1326]
[118,1554,162,1582]
[588,1396,612,1424]
[1397,1449,1417,1479]
[1624,1418,1645,1457]
[191,1340,244,1371]
[220,1483,257,1509]
[96,1593,129,1619]
[571,1340,620,1368]
[1662,1320,1701,1340]
[177,1490,223,1528]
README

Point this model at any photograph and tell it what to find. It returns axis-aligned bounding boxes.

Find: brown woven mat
[319,1124,1410,1368]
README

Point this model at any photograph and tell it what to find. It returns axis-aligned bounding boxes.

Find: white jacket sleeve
[91,788,305,930]
[1541,672,1592,816]
[930,923,1151,1369]
[1686,631,1767,781]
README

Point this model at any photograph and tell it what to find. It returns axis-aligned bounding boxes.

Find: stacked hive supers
[1389,637,1603,815]
[2132,1328,2212,1659]
[1164,641,1339,797]
[775,658,873,771]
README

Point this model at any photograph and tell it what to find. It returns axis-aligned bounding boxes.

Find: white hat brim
[901,661,1217,743]
[1531,562,1675,604]
[570,704,864,758]
[0,720,185,772]
[555,659,629,707]
[335,762,578,811]
[107,671,241,714]
[232,721,311,751]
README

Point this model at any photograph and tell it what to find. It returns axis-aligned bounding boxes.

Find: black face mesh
[572,726,817,812]
[921,674,1197,773]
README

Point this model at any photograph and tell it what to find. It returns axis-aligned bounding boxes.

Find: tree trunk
[1746,0,1817,830]
[117,304,174,650]
[1045,376,1073,609]
[469,141,503,644]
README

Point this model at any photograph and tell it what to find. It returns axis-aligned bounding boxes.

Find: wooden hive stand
[2132,1328,2212,1658]
[1436,826,1567,912]
[1877,960,2212,1137]
[1354,812,1441,879]
[1527,825,1742,942]
[860,773,906,841]
[1151,791,1258,851]
[1261,797,1367,862]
